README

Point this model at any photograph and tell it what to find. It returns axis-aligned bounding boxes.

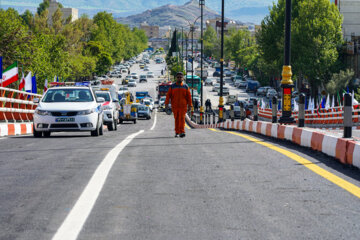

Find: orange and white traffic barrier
[0,123,33,136]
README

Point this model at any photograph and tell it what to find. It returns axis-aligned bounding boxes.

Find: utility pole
[199,0,205,124]
[218,0,225,122]
[279,0,295,124]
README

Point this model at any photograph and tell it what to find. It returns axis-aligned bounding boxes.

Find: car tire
[33,126,42,138]
[114,118,118,131]
[99,123,104,135]
[91,121,100,137]
[43,131,51,137]
[108,122,114,131]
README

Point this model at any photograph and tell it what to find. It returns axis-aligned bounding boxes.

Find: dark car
[213,71,221,77]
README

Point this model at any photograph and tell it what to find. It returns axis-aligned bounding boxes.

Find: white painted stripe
[0,125,8,137]
[26,123,33,134]
[284,126,294,141]
[271,124,278,138]
[52,130,144,240]
[14,124,21,135]
[252,122,257,133]
[261,122,267,135]
[353,144,360,169]
[245,120,250,131]
[150,109,157,131]
[322,135,337,158]
[300,129,313,148]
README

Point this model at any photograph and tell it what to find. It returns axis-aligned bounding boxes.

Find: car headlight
[35,109,50,115]
[78,108,96,115]
[103,105,112,110]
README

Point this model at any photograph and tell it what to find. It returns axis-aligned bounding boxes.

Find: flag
[25,71,32,92]
[19,72,25,91]
[293,99,299,111]
[337,92,342,107]
[32,74,37,94]
[0,62,18,87]
[54,75,56,82]
[0,56,2,80]
[278,99,281,110]
[325,94,330,110]
[57,76,59,82]
[44,79,48,92]
[321,96,326,108]
[305,96,308,110]
[347,86,350,94]
[331,95,335,108]
[352,90,359,106]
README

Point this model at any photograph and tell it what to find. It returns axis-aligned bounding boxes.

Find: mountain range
[1,0,272,24]
[116,0,229,28]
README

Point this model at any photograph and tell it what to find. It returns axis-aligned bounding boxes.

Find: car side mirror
[97,97,105,103]
[33,98,40,103]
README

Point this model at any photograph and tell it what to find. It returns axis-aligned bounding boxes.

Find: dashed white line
[150,109,157,131]
[52,130,144,240]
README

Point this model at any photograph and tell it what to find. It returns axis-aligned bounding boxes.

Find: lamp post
[191,24,195,111]
[218,0,225,122]
[279,0,295,124]
[199,0,205,124]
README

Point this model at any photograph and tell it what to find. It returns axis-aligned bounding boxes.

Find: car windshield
[43,89,94,102]
[140,75,147,78]
[144,101,150,105]
[138,106,147,111]
[95,92,111,101]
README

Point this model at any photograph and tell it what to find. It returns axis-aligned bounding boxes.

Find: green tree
[203,25,218,58]
[257,0,343,93]
[326,69,354,95]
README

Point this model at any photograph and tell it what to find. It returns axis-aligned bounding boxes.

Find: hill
[2,0,271,24]
[116,0,230,28]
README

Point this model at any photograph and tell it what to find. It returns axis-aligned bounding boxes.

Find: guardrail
[0,87,42,123]
[258,105,360,127]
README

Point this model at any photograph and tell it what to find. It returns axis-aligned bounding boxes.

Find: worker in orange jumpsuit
[165,72,192,138]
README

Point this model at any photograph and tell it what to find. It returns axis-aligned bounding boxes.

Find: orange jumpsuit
[165,82,192,134]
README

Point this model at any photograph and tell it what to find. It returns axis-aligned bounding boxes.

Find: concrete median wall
[0,123,33,137]
[185,114,360,169]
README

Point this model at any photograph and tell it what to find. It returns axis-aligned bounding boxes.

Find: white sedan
[33,86,104,137]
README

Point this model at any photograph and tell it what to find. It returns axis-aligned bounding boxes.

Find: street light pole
[191,25,195,111]
[218,0,225,122]
[279,0,295,123]
[199,0,205,124]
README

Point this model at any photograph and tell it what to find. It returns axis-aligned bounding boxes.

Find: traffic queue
[32,51,159,138]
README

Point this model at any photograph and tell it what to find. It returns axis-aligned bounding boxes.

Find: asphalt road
[1,60,360,240]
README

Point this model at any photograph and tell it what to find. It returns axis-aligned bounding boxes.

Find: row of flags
[0,58,61,94]
[260,92,359,111]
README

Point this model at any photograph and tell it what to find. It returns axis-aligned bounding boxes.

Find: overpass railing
[0,87,42,123]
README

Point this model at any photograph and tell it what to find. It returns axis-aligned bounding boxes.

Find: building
[205,18,247,36]
[140,23,160,39]
[334,0,360,40]
[332,0,360,78]
[47,0,78,26]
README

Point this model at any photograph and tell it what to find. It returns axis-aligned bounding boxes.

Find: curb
[0,123,33,137]
[185,115,360,169]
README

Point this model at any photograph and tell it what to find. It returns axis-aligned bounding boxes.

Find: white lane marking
[150,109,157,131]
[52,130,144,240]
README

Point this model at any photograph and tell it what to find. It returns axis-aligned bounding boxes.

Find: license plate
[55,118,75,122]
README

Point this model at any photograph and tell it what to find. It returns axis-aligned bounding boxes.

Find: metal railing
[0,87,42,123]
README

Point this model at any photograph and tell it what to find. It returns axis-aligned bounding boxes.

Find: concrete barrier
[185,114,360,169]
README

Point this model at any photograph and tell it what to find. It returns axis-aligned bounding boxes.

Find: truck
[156,81,172,100]
[135,91,151,103]
[246,80,260,93]
[195,68,208,79]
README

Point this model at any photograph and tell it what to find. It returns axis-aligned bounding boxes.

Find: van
[226,94,237,105]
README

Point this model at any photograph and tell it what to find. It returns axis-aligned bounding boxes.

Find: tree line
[0,1,148,89]
[203,0,354,97]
